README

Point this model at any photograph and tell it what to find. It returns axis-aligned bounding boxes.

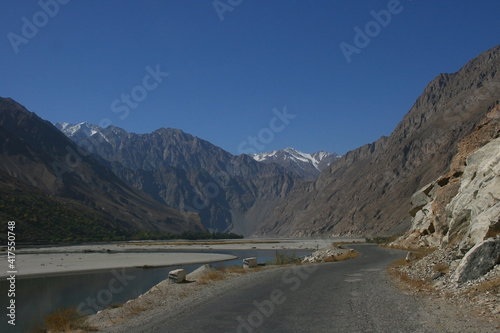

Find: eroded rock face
[403,182,443,248]
[392,116,500,251]
[446,137,500,253]
[391,115,500,284]
[453,237,500,283]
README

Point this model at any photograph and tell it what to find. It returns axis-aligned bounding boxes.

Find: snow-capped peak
[55,122,102,141]
[252,148,340,179]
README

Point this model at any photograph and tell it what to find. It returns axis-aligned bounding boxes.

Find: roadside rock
[392,115,500,249]
[392,116,500,252]
[453,237,500,283]
[447,136,500,253]
[302,246,346,263]
[388,114,500,320]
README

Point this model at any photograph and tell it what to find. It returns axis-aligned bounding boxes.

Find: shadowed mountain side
[60,123,302,235]
[256,44,500,238]
[0,98,203,242]
[106,153,300,235]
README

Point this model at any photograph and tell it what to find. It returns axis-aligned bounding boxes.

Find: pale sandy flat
[0,252,236,278]
[2,238,362,278]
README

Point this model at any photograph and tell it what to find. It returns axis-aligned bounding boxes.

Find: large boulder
[452,237,500,283]
[409,182,437,217]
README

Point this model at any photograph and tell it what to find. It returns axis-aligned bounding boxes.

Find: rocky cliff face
[256,45,500,238]
[388,110,500,313]
[392,108,500,250]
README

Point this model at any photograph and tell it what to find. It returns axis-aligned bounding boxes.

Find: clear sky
[1,0,499,155]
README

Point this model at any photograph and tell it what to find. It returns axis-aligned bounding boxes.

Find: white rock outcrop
[395,180,448,249]
[445,137,500,253]
[302,246,348,263]
[391,134,500,284]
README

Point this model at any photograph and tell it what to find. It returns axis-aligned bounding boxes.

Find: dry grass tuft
[126,304,147,316]
[468,275,500,297]
[44,306,96,332]
[433,262,450,274]
[224,266,249,274]
[389,257,410,268]
[195,264,263,285]
[196,270,226,285]
[387,257,434,292]
[267,250,301,265]
[397,272,433,291]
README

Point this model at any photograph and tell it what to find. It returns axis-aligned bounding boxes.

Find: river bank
[1,238,354,278]
[3,239,342,332]
[86,244,500,333]
[86,242,354,332]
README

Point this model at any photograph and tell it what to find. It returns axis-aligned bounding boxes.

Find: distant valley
[1,44,499,243]
[55,122,337,235]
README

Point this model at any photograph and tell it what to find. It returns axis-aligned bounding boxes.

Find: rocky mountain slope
[0,98,203,243]
[56,123,300,235]
[387,109,500,318]
[253,148,339,179]
[391,107,500,250]
[256,44,500,238]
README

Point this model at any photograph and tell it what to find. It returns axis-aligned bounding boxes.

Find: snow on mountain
[55,122,339,180]
[55,122,102,141]
[253,148,340,179]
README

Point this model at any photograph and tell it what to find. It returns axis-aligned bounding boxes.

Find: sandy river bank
[1,238,359,278]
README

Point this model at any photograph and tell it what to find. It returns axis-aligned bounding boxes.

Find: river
[0,248,311,333]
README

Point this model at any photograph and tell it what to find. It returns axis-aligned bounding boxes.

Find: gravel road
[94,245,498,333]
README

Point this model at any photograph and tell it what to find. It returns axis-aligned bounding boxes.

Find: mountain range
[255,44,500,238]
[1,44,499,242]
[56,122,338,180]
[55,122,334,235]
[0,99,203,243]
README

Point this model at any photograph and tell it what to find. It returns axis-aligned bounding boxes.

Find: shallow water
[0,248,310,332]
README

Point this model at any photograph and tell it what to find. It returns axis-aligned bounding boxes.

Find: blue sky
[1,0,499,155]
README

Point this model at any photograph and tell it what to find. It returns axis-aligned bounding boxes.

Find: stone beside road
[453,237,500,283]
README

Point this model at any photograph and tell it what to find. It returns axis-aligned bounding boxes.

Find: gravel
[389,245,500,331]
